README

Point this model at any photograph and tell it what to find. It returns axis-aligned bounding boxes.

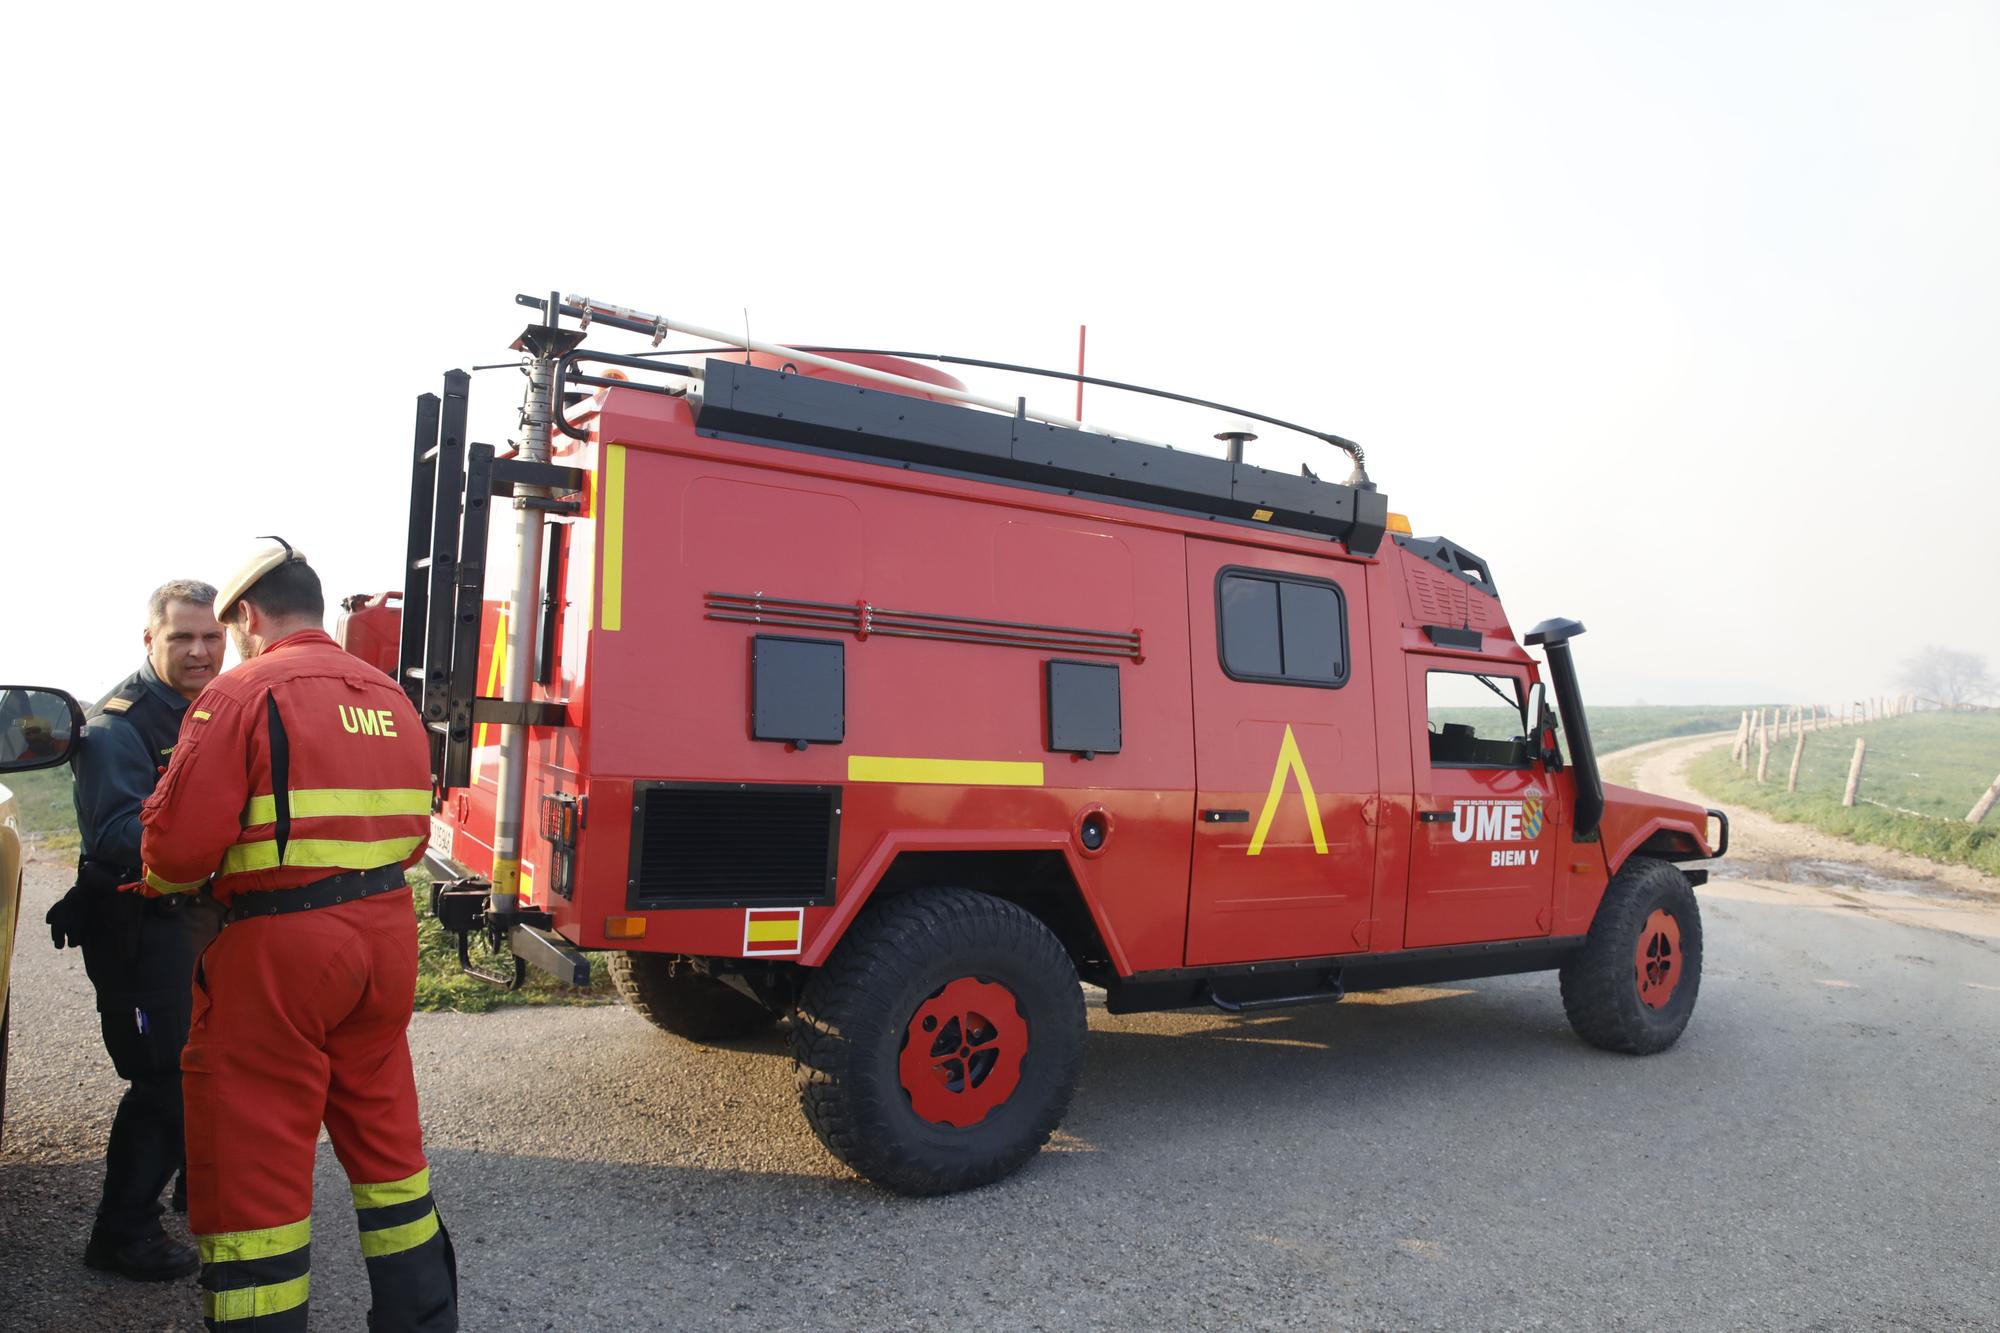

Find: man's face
[145,599,226,700]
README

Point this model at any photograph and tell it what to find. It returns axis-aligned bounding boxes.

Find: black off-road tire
[791,889,1086,1196]
[1560,856,1703,1055]
[608,952,780,1043]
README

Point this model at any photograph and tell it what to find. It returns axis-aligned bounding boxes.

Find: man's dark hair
[241,559,324,622]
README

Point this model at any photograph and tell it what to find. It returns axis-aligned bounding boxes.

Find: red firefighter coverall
[140,630,455,1332]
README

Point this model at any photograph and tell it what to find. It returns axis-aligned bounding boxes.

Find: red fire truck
[2,291,1727,1193]
[344,292,1727,1194]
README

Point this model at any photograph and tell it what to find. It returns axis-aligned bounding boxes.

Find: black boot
[84,1228,200,1282]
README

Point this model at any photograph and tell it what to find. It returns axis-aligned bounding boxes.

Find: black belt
[223,864,407,924]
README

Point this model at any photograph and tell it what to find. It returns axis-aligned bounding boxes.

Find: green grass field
[1687,712,2000,877]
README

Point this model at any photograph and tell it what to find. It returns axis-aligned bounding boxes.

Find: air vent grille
[629,782,839,909]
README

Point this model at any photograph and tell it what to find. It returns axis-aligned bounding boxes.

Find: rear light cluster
[539,792,583,900]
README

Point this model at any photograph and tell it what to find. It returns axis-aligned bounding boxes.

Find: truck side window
[1426,670,1530,768]
[1217,569,1347,687]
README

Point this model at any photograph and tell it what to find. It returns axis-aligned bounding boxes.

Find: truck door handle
[1418,810,1453,823]
[1201,809,1250,823]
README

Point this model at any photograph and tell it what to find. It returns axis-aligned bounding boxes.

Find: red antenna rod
[1075,324,1087,420]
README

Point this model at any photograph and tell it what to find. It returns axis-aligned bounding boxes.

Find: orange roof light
[1386,512,1414,535]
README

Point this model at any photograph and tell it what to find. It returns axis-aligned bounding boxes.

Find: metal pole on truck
[487,293,572,920]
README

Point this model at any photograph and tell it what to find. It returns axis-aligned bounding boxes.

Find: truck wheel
[792,889,1086,1196]
[1560,856,1703,1055]
[608,952,779,1043]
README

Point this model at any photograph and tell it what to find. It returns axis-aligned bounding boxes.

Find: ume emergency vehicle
[343,291,1726,1195]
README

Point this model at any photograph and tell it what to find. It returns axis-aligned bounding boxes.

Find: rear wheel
[608,952,780,1043]
[1560,856,1703,1054]
[792,888,1085,1195]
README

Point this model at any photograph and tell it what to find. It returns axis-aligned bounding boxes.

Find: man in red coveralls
[139,538,457,1332]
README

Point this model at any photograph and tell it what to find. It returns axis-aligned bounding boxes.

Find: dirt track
[2,739,1997,1331]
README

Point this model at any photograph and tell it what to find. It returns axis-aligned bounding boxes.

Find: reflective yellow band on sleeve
[242,788,432,826]
[143,866,206,895]
[358,1208,440,1259]
[204,1274,310,1322]
[219,835,424,876]
[351,1166,431,1210]
[192,709,212,721]
[198,1218,311,1264]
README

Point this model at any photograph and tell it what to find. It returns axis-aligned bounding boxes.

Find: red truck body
[337,304,1724,1192]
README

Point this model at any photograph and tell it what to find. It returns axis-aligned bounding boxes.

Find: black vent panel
[629,782,839,909]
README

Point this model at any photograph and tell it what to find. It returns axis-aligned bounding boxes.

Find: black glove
[46,882,95,949]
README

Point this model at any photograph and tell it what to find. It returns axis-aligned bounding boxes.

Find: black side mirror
[0,686,85,772]
[1524,681,1563,769]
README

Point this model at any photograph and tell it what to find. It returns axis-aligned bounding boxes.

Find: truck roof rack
[694,361,1391,555]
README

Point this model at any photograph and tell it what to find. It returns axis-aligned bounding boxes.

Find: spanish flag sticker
[743,907,805,957]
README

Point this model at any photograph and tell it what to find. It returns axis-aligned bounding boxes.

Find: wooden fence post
[1788,731,1806,793]
[1842,738,1867,808]
[1732,711,1749,764]
[1757,727,1771,784]
[1969,773,2000,826]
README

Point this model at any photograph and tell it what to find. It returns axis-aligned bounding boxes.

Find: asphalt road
[4,788,1997,1329]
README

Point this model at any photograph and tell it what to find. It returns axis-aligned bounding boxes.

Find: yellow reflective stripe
[198,1218,311,1264]
[219,835,423,876]
[846,755,1045,786]
[204,1274,310,1322]
[143,865,204,895]
[359,1208,440,1259]
[600,443,626,631]
[242,788,432,826]
[746,920,800,943]
[351,1166,431,1210]
[192,709,212,720]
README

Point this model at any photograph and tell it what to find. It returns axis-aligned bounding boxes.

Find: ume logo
[1450,795,1546,867]
[338,705,399,738]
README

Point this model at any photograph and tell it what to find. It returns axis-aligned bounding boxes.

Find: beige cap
[215,536,309,618]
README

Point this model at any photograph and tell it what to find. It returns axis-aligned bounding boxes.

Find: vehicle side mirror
[0,686,85,772]
[1524,682,1562,769]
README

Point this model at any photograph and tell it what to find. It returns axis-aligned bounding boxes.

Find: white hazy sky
[3,1,1994,706]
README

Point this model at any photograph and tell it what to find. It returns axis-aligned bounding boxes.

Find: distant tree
[1896,646,1996,708]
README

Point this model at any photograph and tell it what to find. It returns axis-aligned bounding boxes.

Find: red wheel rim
[1635,909,1683,1010]
[897,976,1027,1128]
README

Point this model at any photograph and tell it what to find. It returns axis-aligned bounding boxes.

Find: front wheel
[791,889,1085,1195]
[1560,857,1703,1054]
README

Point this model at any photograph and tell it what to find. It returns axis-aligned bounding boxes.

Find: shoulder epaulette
[102,697,134,714]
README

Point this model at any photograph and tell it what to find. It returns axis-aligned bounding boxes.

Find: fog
[4,1,1993,706]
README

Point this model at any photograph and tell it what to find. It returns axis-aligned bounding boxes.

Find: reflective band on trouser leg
[353,1168,459,1333]
[198,1218,311,1330]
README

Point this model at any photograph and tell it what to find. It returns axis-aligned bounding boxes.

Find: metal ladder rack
[399,370,584,794]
